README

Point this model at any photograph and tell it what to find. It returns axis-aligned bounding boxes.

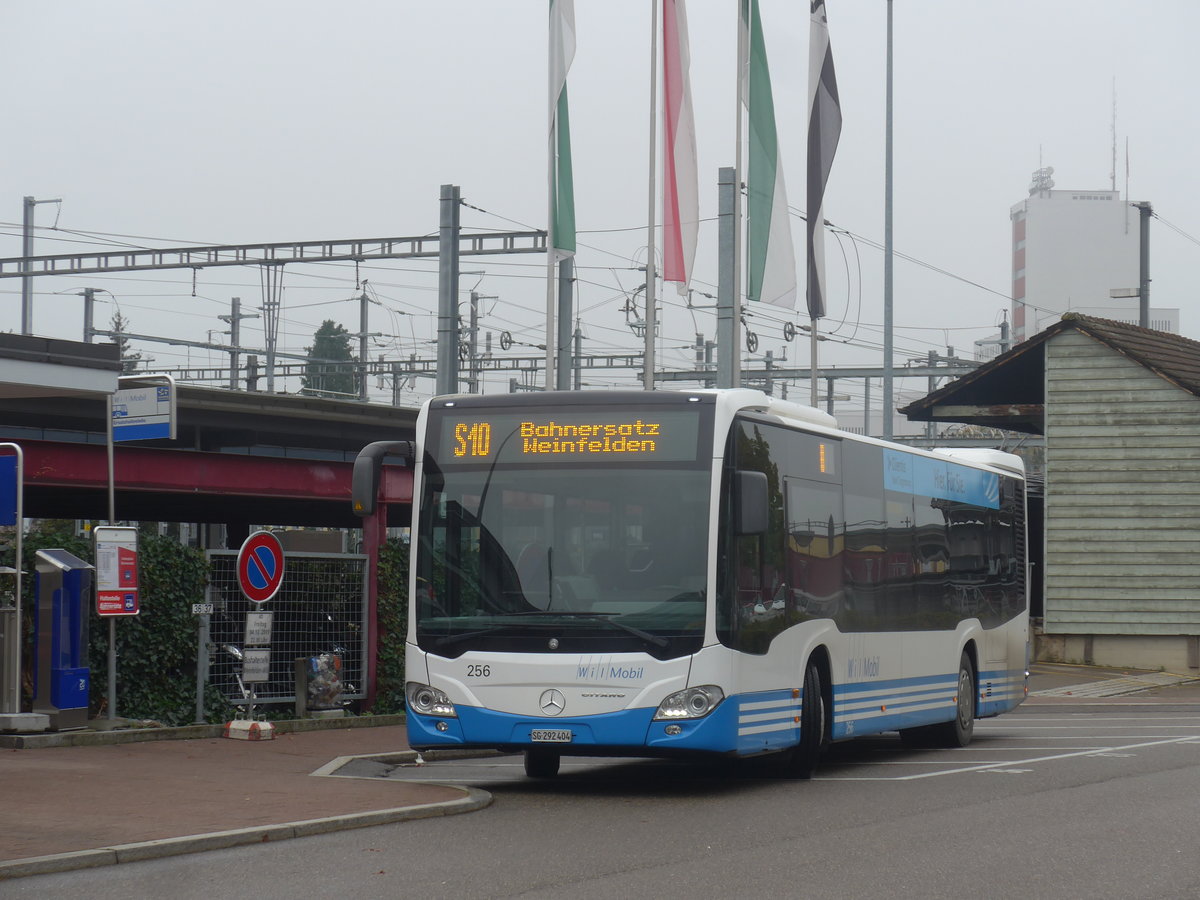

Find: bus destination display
[437,410,702,465]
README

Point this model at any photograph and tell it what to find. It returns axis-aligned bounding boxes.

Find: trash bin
[294,653,344,717]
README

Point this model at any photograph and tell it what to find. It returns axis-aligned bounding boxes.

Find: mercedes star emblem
[539,689,566,716]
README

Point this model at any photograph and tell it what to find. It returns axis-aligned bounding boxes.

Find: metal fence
[204,550,369,707]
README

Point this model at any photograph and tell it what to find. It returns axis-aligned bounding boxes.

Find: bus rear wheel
[789,660,826,779]
[524,748,561,778]
[901,651,976,749]
[941,651,977,747]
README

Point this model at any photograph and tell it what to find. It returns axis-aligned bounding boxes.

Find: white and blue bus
[358,389,1028,778]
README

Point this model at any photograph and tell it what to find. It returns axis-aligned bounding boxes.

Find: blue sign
[883,450,1000,509]
[0,456,16,527]
[112,380,175,442]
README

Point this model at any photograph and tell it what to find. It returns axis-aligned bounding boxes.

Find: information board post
[101,373,173,723]
[0,444,45,732]
[94,526,140,618]
[94,526,139,722]
[0,446,21,718]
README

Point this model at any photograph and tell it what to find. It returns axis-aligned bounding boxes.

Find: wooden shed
[902,314,1200,674]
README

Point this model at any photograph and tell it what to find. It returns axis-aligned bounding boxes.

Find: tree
[302,320,358,397]
[110,311,145,375]
[941,423,1044,476]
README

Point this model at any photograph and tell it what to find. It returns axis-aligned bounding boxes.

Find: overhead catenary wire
[2,202,1024,399]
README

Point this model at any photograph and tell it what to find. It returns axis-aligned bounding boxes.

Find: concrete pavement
[0,719,489,880]
[2,663,1198,880]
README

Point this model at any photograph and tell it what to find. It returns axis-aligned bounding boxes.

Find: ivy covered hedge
[373,538,409,715]
[2,524,411,725]
[6,523,230,725]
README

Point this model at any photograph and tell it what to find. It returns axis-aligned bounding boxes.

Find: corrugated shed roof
[900,314,1200,433]
[1063,314,1200,397]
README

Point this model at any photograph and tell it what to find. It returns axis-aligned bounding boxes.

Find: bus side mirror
[352,440,415,516]
[734,470,769,535]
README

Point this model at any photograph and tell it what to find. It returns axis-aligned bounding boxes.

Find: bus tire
[789,660,826,779]
[524,748,561,778]
[940,651,977,747]
[903,651,976,749]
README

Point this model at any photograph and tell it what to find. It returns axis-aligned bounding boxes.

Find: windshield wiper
[430,611,669,650]
[537,611,670,648]
[432,622,520,651]
[429,610,577,650]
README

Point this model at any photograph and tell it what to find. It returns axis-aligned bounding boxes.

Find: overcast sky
[4,1,1197,411]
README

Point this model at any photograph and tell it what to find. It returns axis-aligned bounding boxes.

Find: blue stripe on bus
[734,689,803,754]
[406,669,1027,754]
[835,671,959,698]
[831,667,1027,737]
[977,667,1027,717]
[406,688,812,756]
[832,672,957,737]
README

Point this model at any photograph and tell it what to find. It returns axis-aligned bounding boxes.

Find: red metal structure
[1,375,417,707]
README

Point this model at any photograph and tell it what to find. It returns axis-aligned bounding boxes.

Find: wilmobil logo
[576,657,645,682]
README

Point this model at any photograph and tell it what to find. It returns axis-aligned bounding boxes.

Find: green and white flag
[549,0,576,258]
[743,0,796,308]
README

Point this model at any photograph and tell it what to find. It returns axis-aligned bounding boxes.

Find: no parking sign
[236,531,285,605]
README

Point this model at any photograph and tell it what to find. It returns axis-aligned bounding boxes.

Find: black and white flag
[806,0,842,320]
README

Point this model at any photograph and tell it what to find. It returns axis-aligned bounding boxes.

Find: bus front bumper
[406,700,744,756]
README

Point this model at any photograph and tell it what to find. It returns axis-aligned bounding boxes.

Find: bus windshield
[415,403,713,660]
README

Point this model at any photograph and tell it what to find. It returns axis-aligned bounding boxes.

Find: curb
[0,785,492,881]
[0,713,409,750]
[311,746,505,778]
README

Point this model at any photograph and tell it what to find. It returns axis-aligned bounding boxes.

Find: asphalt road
[10,698,1200,900]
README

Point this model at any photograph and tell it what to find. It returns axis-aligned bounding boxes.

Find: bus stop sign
[236,531,285,605]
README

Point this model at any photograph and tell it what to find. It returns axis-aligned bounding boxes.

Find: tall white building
[1010,168,1175,343]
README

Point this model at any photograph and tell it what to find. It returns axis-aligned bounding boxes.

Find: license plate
[531,729,573,743]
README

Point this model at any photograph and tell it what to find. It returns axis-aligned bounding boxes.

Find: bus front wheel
[789,660,826,778]
[524,748,561,778]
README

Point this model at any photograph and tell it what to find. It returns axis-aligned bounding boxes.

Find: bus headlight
[653,685,725,720]
[405,682,457,718]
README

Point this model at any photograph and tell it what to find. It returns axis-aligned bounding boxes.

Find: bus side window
[785,478,844,619]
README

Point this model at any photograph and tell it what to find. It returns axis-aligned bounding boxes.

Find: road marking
[978,768,1032,774]
[822,736,1198,781]
[978,728,1200,734]
[1031,673,1200,697]
[984,719,1200,724]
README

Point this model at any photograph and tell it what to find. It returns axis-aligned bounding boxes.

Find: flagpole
[546,3,557,392]
[882,0,894,438]
[731,0,747,389]
[546,108,558,390]
[644,0,659,391]
[547,0,577,392]
[546,189,557,389]
[810,318,819,406]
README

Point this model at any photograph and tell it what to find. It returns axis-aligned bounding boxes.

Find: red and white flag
[662,0,698,294]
